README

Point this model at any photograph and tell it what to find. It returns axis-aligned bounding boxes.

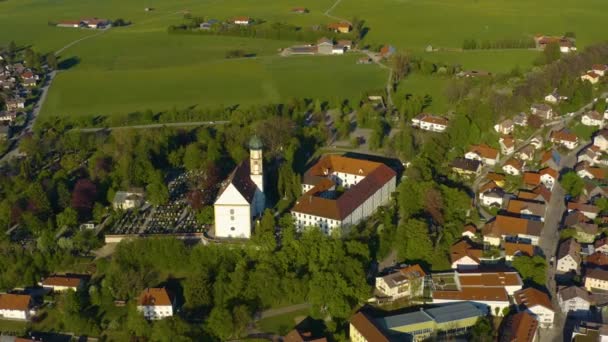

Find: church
[213,136,265,238]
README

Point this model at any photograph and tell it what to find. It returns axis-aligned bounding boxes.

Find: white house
[514,288,555,328]
[581,111,604,127]
[40,275,84,292]
[450,239,482,270]
[112,190,144,210]
[465,144,500,166]
[581,72,600,84]
[479,188,504,207]
[494,120,514,135]
[584,268,608,292]
[233,16,251,25]
[556,238,581,274]
[558,286,591,317]
[499,136,515,155]
[291,155,396,235]
[530,136,543,150]
[539,167,558,190]
[375,264,426,300]
[137,288,174,320]
[594,130,608,151]
[214,136,265,239]
[595,238,608,254]
[502,158,524,176]
[575,161,605,180]
[545,89,567,104]
[0,294,35,320]
[411,113,448,132]
[592,64,608,76]
[568,202,600,220]
[551,129,579,150]
[482,215,543,247]
[531,103,553,120]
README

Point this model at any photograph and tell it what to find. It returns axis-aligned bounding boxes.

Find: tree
[146,172,169,205]
[253,210,276,251]
[206,306,234,340]
[561,171,584,197]
[470,316,493,341]
[543,42,561,64]
[512,255,547,286]
[71,179,97,218]
[46,53,58,70]
[396,219,433,263]
[391,52,410,83]
[183,270,213,310]
[56,207,78,229]
[183,143,203,171]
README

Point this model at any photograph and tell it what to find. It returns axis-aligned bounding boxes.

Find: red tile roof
[468,144,499,159]
[501,311,538,342]
[450,239,483,264]
[41,275,83,288]
[350,312,389,342]
[137,288,172,306]
[514,287,553,311]
[0,294,31,311]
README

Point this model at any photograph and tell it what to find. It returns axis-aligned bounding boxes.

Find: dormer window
[358,168,363,174]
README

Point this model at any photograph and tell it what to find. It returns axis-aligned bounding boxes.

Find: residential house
[379,45,396,59]
[575,161,606,180]
[432,271,523,315]
[558,286,591,317]
[506,199,546,221]
[327,22,351,33]
[291,7,309,14]
[462,224,477,239]
[482,215,543,246]
[499,135,515,155]
[331,44,346,55]
[571,322,608,341]
[57,20,83,28]
[494,119,514,135]
[137,288,174,320]
[504,242,535,262]
[316,37,334,55]
[375,264,426,300]
[586,252,608,269]
[523,172,541,188]
[487,172,506,187]
[540,149,561,170]
[215,137,266,238]
[0,111,17,123]
[556,238,581,274]
[465,144,500,166]
[534,35,576,53]
[450,238,482,270]
[550,129,579,149]
[581,72,600,84]
[530,103,553,120]
[112,190,145,210]
[81,18,108,29]
[594,129,608,151]
[502,158,524,176]
[595,237,608,254]
[568,202,600,220]
[451,158,482,176]
[499,311,539,342]
[337,40,352,50]
[582,110,604,127]
[544,89,567,104]
[39,275,85,292]
[291,155,396,235]
[513,113,528,127]
[593,64,608,76]
[539,167,558,190]
[584,268,608,292]
[516,144,535,161]
[530,136,543,150]
[411,113,448,132]
[577,145,608,167]
[23,78,36,87]
[5,97,25,110]
[479,181,505,207]
[232,16,251,25]
[0,294,35,320]
[517,185,551,204]
[349,302,484,342]
[514,288,555,328]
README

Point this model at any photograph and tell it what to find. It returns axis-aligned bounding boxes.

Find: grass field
[0,0,606,119]
[256,308,310,335]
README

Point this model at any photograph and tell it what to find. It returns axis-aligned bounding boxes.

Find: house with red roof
[0,294,35,320]
[514,287,555,328]
[137,288,174,320]
[291,155,396,234]
[581,71,600,84]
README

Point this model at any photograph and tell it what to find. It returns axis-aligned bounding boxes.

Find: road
[75,120,229,132]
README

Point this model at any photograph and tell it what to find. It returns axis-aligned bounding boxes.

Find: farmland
[0,0,606,120]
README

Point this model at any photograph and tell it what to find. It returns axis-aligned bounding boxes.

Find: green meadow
[0,0,605,119]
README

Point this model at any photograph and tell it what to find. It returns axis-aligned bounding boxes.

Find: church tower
[249,135,264,192]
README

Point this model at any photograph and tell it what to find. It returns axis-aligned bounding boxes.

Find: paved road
[75,120,229,132]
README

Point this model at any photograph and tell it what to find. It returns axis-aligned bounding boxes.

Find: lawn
[0,319,28,335]
[256,308,310,335]
[333,0,608,50]
[1,0,607,120]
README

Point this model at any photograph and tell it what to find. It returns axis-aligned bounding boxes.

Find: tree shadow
[58,56,80,70]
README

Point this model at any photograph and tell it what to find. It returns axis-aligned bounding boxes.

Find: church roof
[216,161,257,203]
[249,135,263,150]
